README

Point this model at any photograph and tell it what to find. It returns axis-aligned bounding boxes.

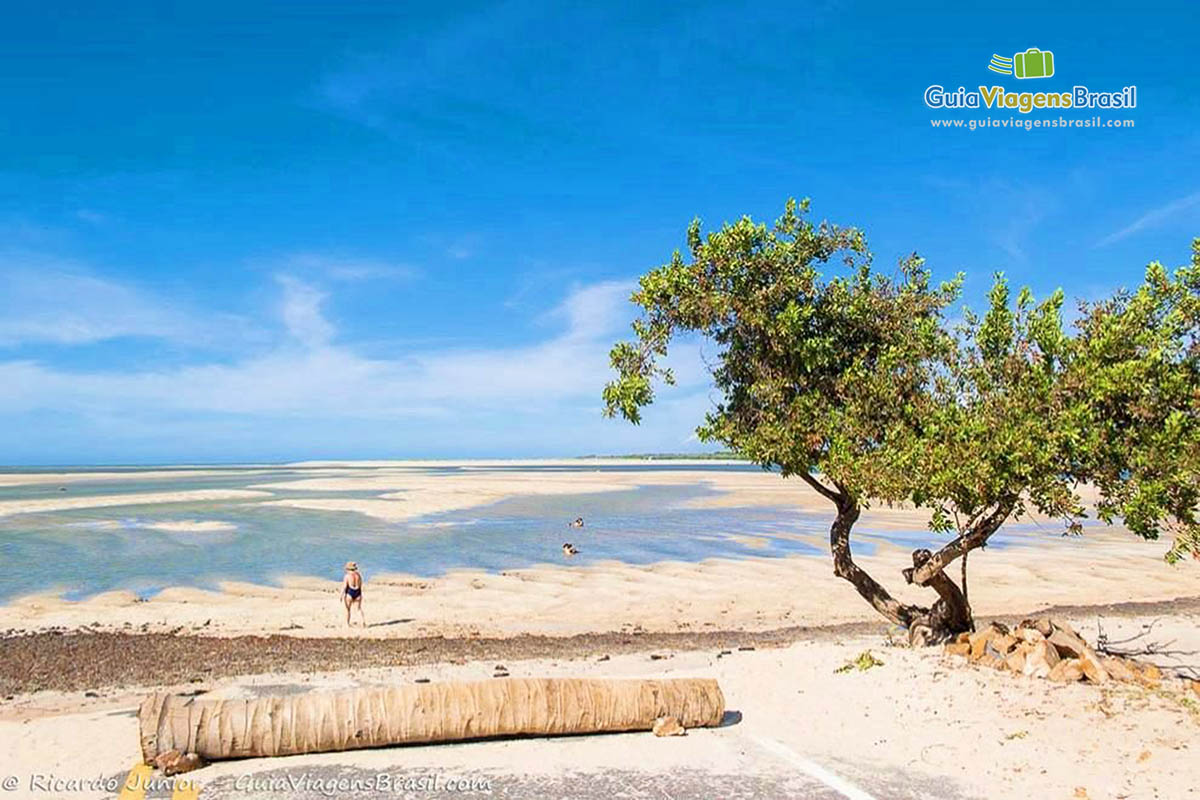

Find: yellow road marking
[117,764,153,800]
[172,777,201,800]
[117,762,202,799]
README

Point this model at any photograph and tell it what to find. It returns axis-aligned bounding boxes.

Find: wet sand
[3,463,1195,640]
[3,523,1195,641]
[249,466,825,521]
[0,488,271,517]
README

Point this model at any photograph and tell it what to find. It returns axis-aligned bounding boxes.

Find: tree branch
[798,471,842,505]
[906,497,1017,586]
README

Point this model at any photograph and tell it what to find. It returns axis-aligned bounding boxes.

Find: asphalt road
[116,752,973,800]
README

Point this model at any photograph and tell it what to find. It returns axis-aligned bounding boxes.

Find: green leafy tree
[899,276,1081,640]
[604,199,1199,643]
[1068,240,1200,564]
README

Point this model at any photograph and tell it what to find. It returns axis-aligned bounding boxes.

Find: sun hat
[344,561,358,571]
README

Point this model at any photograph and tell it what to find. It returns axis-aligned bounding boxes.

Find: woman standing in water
[341,561,366,628]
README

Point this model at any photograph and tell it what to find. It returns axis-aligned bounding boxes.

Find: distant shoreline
[0,455,750,471]
[576,452,749,460]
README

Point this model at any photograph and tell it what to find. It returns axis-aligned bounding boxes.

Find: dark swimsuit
[345,584,361,600]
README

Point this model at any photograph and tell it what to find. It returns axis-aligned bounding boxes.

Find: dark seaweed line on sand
[2,595,1197,696]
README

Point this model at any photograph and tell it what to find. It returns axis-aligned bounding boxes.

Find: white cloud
[276,275,335,348]
[547,280,636,342]
[1096,190,1200,247]
[0,255,230,347]
[0,269,714,446]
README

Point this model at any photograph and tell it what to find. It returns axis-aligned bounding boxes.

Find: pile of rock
[944,618,1164,687]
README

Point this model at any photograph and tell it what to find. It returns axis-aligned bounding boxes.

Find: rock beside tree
[944,618,1167,688]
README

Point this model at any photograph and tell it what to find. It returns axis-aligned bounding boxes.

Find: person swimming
[341,561,366,628]
[569,517,584,528]
[562,543,579,556]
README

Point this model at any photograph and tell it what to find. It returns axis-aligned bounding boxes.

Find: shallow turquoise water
[0,464,1047,602]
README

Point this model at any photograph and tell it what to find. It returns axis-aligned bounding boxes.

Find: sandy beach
[249,464,828,522]
[0,488,272,518]
[4,601,1198,800]
[1,462,1197,799]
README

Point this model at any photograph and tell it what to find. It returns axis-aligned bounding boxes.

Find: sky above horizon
[1,1,1198,464]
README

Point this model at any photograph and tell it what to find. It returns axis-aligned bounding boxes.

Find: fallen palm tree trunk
[139,677,725,763]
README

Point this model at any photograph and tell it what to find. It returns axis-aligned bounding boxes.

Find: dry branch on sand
[139,677,725,765]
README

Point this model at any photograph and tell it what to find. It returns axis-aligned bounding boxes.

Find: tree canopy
[1069,240,1200,563]
[604,199,1198,641]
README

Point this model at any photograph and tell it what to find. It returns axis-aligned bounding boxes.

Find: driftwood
[139,677,726,763]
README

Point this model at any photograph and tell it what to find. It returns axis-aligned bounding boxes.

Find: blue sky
[1,1,1197,464]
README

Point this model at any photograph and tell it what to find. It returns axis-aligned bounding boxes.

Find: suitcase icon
[1013,48,1054,79]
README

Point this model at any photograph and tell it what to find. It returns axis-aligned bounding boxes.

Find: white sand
[254,472,634,520]
[0,489,272,518]
[283,458,748,467]
[0,469,281,488]
[137,519,237,533]
[5,611,1198,800]
[250,467,883,523]
[64,519,237,533]
[252,464,1045,531]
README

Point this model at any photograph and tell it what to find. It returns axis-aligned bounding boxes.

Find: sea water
[0,463,1048,603]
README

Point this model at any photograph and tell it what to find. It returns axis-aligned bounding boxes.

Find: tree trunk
[828,501,925,629]
[821,489,1014,647]
[901,549,972,645]
[900,499,1016,644]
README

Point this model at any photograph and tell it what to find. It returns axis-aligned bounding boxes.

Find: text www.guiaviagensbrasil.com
[930,116,1134,131]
